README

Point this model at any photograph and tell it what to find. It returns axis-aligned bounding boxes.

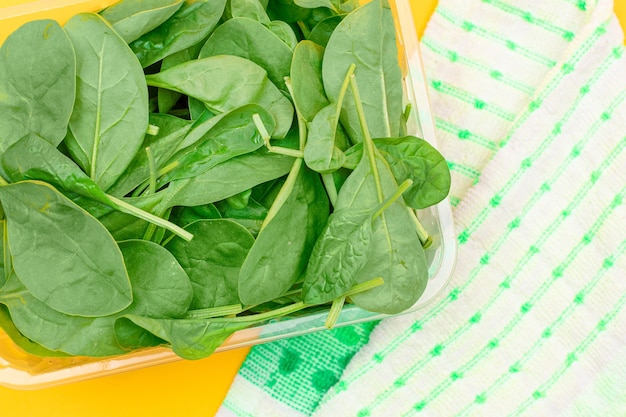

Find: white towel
[218,0,626,415]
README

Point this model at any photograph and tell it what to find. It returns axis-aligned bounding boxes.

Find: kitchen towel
[217,0,626,415]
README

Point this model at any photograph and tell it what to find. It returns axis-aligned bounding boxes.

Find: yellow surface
[0,1,624,416]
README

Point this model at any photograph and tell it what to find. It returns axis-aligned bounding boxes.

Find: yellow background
[0,1,624,416]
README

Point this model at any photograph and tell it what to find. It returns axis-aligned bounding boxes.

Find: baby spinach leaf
[322,0,402,143]
[374,137,451,209]
[157,42,205,114]
[308,15,341,47]
[107,113,193,197]
[225,0,271,24]
[154,147,294,210]
[100,0,184,43]
[290,40,329,123]
[267,21,298,50]
[0,240,193,356]
[0,305,69,357]
[145,55,294,138]
[166,220,255,309]
[304,103,347,173]
[0,220,7,289]
[63,13,149,192]
[118,315,250,359]
[344,136,452,209]
[118,239,193,318]
[170,204,222,228]
[295,0,337,12]
[2,134,112,206]
[302,208,373,304]
[238,159,329,305]
[0,274,128,357]
[158,104,275,184]
[130,0,227,67]
[267,0,314,23]
[0,181,132,317]
[0,20,75,158]
[199,17,293,92]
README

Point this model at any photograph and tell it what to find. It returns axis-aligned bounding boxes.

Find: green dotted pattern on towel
[237,321,378,414]
[221,1,625,415]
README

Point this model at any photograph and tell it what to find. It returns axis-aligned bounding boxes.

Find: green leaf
[146,55,294,138]
[100,0,184,43]
[0,305,69,357]
[0,240,192,356]
[238,160,329,305]
[0,181,132,317]
[308,15,341,47]
[158,104,275,184]
[322,0,402,143]
[267,20,298,50]
[107,113,193,197]
[157,42,205,114]
[225,0,271,24]
[2,134,112,206]
[295,0,337,11]
[118,315,250,359]
[0,20,75,157]
[290,40,329,123]
[130,0,227,67]
[162,148,295,208]
[304,103,347,173]
[199,17,293,92]
[302,208,373,304]
[344,136,452,209]
[63,13,149,191]
[166,220,254,309]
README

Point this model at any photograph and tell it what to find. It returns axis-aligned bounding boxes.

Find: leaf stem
[325,296,346,329]
[349,74,384,203]
[253,113,304,158]
[321,173,338,206]
[335,64,356,121]
[259,157,303,233]
[107,195,193,242]
[343,277,385,297]
[145,147,157,195]
[373,179,413,219]
[184,304,243,319]
[406,207,432,248]
[209,301,308,323]
[146,124,160,136]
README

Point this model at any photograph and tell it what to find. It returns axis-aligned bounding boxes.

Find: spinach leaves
[0,0,450,360]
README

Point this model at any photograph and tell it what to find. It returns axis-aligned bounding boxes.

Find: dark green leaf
[0,20,75,157]
[130,0,227,67]
[344,136,452,209]
[290,40,328,123]
[0,181,132,317]
[322,0,402,143]
[238,160,329,305]
[166,220,255,309]
[158,104,275,184]
[2,134,112,206]
[118,315,250,359]
[146,55,294,138]
[302,208,373,304]
[64,13,149,191]
[100,0,184,43]
[199,17,293,92]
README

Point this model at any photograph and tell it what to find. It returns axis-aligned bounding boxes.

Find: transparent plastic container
[0,0,456,389]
